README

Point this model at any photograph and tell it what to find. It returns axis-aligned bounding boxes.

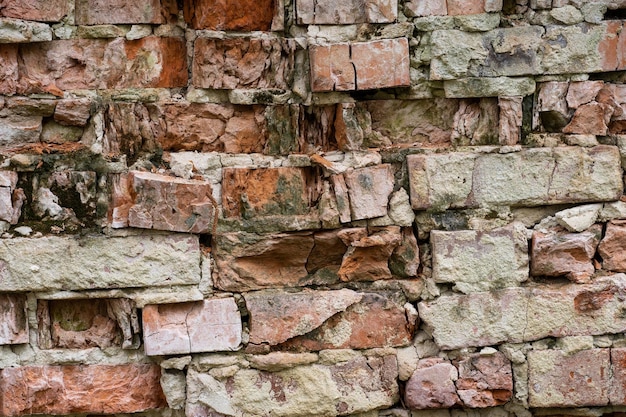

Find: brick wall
[1,0,626,416]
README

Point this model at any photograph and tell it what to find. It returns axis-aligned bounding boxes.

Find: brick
[599,220,626,272]
[0,234,201,292]
[528,349,610,407]
[352,38,409,91]
[454,352,513,408]
[75,0,176,25]
[610,348,626,405]
[184,0,276,31]
[498,96,522,145]
[343,164,394,220]
[418,274,626,350]
[0,0,68,21]
[447,0,485,15]
[245,289,363,346]
[431,223,529,294]
[0,293,28,345]
[0,364,166,416]
[531,226,601,283]
[222,167,311,219]
[192,38,296,90]
[295,0,396,24]
[408,146,623,210]
[143,298,242,355]
[0,114,41,148]
[566,81,604,109]
[310,39,409,92]
[405,358,460,409]
[117,171,217,234]
[8,37,186,95]
[186,355,398,416]
[0,18,52,43]
[563,102,612,135]
[309,43,354,92]
[0,171,24,225]
[0,44,18,96]
[54,98,92,127]
[404,0,447,16]
[277,291,413,351]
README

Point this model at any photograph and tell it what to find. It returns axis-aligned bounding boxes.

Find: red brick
[142,298,242,355]
[296,0,396,24]
[610,348,626,405]
[600,21,622,72]
[342,164,395,220]
[12,37,186,95]
[0,45,18,95]
[351,38,410,91]
[0,0,68,21]
[447,0,485,15]
[528,349,610,407]
[75,0,176,25]
[599,220,626,272]
[184,0,276,31]
[221,167,311,218]
[309,43,355,92]
[192,38,296,90]
[122,171,216,234]
[0,294,28,345]
[404,0,447,16]
[338,226,402,282]
[405,358,460,409]
[0,364,167,416]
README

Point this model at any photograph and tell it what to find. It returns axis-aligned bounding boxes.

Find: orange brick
[184,0,277,31]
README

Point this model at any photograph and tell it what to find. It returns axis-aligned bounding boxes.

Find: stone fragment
[343,164,394,220]
[192,38,296,90]
[310,39,409,92]
[278,291,413,351]
[247,352,319,371]
[498,96,522,145]
[0,44,18,95]
[531,225,601,283]
[0,364,167,416]
[0,293,28,345]
[222,167,311,219]
[161,369,186,409]
[431,223,529,294]
[610,348,626,405]
[408,146,623,210]
[0,234,201,292]
[245,289,363,346]
[143,298,242,355]
[566,81,604,109]
[405,358,460,409]
[0,114,42,147]
[75,0,175,25]
[550,5,584,25]
[184,0,276,31]
[555,204,603,232]
[213,232,316,291]
[338,226,402,282]
[0,18,52,43]
[8,37,187,95]
[351,38,410,91]
[296,0,396,23]
[599,201,626,222]
[599,220,626,272]
[0,0,68,21]
[563,102,612,135]
[53,98,92,126]
[454,352,513,408]
[447,0,485,15]
[0,171,24,225]
[120,171,217,234]
[390,227,420,277]
[418,274,626,349]
[186,355,398,416]
[404,0,447,16]
[528,349,610,407]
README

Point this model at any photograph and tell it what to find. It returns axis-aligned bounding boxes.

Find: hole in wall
[604,7,626,20]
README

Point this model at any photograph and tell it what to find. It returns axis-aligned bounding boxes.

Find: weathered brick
[54,98,92,127]
[419,274,626,349]
[528,349,610,407]
[0,293,28,345]
[113,171,216,234]
[447,0,485,15]
[192,37,296,90]
[184,0,277,31]
[0,114,41,148]
[408,146,623,210]
[531,226,601,283]
[404,0,447,17]
[599,220,626,272]
[610,348,626,405]
[4,37,186,95]
[0,0,68,21]
[342,164,394,221]
[0,234,201,292]
[296,0,396,24]
[186,355,398,416]
[0,364,166,416]
[338,226,402,282]
[405,358,460,409]
[222,167,312,219]
[143,298,242,355]
[0,171,24,225]
[454,352,513,408]
[75,0,176,25]
[310,39,409,92]
[0,44,18,96]
[431,223,529,294]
